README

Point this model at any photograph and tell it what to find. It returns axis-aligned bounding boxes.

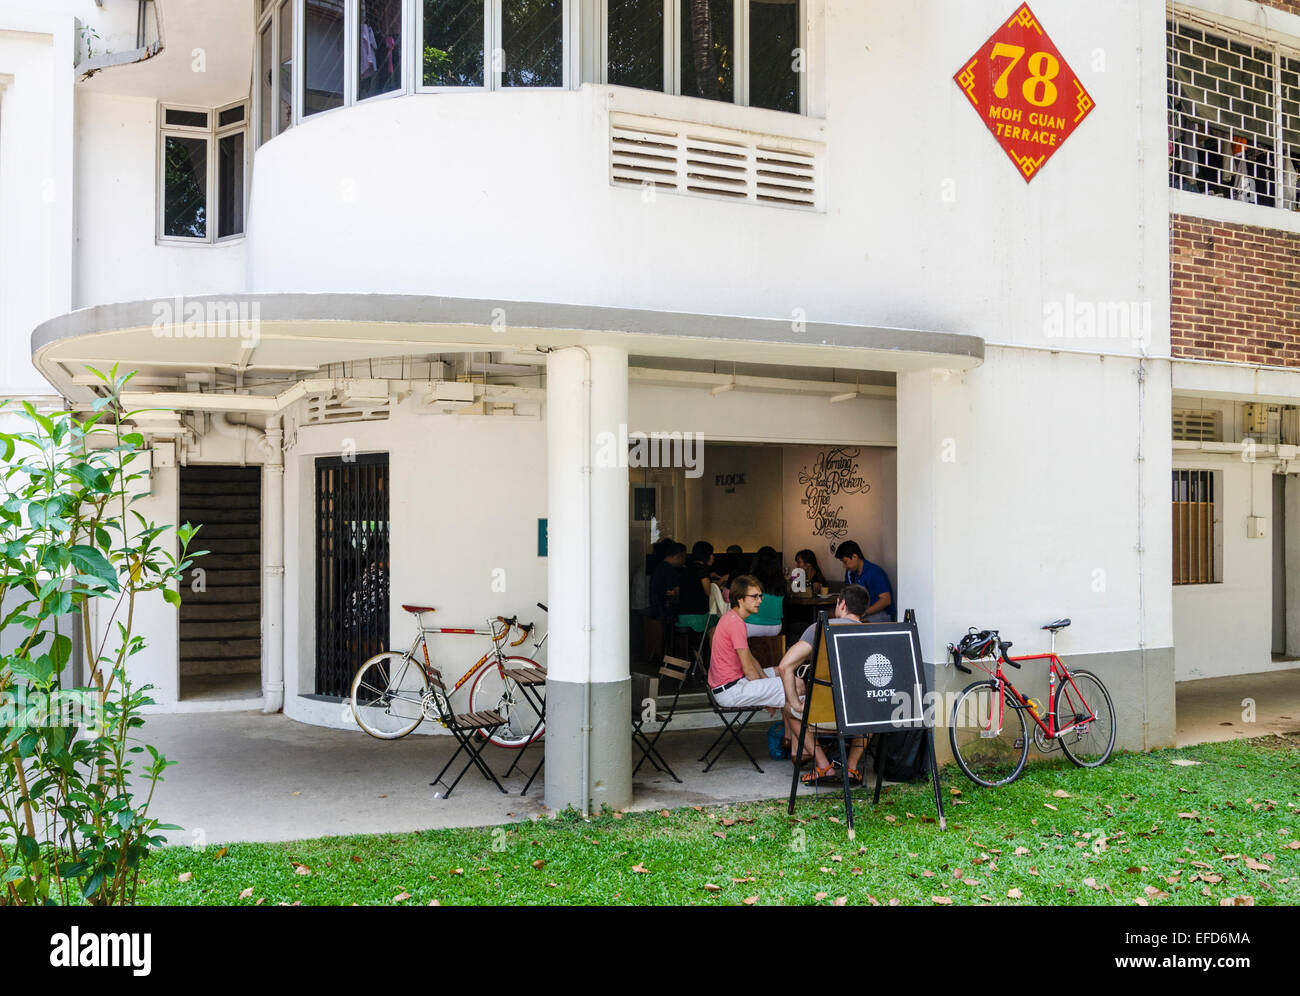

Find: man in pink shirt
[708,575,789,710]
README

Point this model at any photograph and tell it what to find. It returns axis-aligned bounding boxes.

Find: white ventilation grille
[610,112,822,210]
[1172,408,1221,442]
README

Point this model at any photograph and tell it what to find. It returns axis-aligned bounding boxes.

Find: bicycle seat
[401,604,436,614]
[1041,618,1071,632]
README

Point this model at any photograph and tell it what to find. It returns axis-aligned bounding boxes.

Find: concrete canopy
[32,292,984,404]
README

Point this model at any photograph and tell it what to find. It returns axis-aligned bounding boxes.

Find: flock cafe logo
[862,652,896,699]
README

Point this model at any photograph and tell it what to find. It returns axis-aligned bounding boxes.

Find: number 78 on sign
[954,3,1096,182]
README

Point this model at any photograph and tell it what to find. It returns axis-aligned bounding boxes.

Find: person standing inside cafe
[835,540,894,622]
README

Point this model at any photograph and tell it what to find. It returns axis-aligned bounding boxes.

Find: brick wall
[1170,214,1300,367]
[1260,0,1300,15]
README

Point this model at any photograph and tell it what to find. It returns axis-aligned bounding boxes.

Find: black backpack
[881,729,929,782]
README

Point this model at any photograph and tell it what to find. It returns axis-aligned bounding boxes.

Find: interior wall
[684,444,783,552]
[782,444,897,586]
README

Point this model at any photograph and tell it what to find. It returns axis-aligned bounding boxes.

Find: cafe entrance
[629,439,898,686]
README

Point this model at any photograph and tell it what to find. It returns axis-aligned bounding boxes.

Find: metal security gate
[315,454,390,697]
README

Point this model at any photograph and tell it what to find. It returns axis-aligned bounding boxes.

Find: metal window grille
[1167,16,1300,211]
[315,453,390,697]
[1172,469,1216,585]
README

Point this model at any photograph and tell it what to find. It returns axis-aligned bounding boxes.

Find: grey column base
[544,678,632,813]
[932,646,1176,764]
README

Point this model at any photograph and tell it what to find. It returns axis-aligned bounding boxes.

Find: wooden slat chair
[631,634,704,783]
[425,666,509,797]
[698,620,767,774]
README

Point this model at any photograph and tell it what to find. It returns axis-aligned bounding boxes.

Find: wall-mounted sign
[796,447,871,541]
[537,518,548,557]
[714,472,746,494]
[954,3,1095,182]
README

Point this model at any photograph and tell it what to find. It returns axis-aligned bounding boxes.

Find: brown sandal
[800,764,835,785]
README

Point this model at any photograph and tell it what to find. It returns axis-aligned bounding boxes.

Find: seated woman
[792,548,826,590]
[745,546,786,638]
[676,541,715,633]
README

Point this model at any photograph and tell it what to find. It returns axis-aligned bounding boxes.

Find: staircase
[179,466,261,692]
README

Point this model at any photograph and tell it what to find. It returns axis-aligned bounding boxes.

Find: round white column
[544,345,631,812]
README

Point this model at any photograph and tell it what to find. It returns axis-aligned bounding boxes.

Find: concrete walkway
[1175,668,1300,746]
[139,666,1300,845]
[143,711,847,845]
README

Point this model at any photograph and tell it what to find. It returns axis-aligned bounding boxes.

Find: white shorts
[745,622,784,638]
[714,667,787,710]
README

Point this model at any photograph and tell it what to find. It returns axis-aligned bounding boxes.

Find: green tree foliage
[0,369,206,905]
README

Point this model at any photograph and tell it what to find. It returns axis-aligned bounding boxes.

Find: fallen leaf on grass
[1219,896,1254,906]
[743,896,758,905]
[1007,888,1023,899]
[532,859,546,869]
[833,896,847,906]
[393,892,411,903]
[962,878,981,887]
[428,899,441,906]
[932,896,953,905]
[1083,878,1103,890]
[884,815,897,824]
[1044,803,1058,811]
[239,887,254,900]
[1170,759,1201,766]
[1134,897,1148,906]
[450,868,463,876]
[867,896,880,906]
[1052,790,1071,799]
[950,788,962,796]
[632,863,650,874]
[1144,886,1170,900]
[351,855,363,864]
[713,831,727,839]
[1244,858,1271,872]
[1177,812,1200,820]
[177,872,192,883]
[658,809,671,818]
[1028,867,1039,876]
[214,848,228,860]
[703,883,722,892]
[922,870,935,878]
[815,891,828,900]
[1014,847,1030,856]
[1283,840,1300,850]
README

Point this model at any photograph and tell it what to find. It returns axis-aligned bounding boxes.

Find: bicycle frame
[969,630,1098,740]
[403,613,532,697]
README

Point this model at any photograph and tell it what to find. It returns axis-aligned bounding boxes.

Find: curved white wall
[246,0,1167,352]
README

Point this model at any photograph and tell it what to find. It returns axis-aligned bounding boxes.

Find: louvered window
[1172,408,1221,442]
[611,112,820,208]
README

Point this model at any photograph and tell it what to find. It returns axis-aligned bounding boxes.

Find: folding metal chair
[697,620,767,773]
[425,667,508,797]
[631,641,702,783]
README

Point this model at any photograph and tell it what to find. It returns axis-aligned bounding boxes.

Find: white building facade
[9,0,1292,812]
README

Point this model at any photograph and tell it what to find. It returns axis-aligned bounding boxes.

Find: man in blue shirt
[835,540,895,622]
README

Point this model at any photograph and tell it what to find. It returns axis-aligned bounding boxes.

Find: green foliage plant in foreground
[0,369,203,905]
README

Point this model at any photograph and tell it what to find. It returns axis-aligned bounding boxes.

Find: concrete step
[180,657,261,677]
[181,620,261,640]
[181,638,261,659]
[180,602,260,622]
[185,523,260,540]
[183,584,261,603]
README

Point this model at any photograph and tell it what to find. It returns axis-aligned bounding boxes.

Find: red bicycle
[946,618,1116,787]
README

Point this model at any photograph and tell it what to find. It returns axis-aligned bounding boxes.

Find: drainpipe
[262,416,285,714]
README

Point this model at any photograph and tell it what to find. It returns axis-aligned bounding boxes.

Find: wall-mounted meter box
[1247,516,1267,539]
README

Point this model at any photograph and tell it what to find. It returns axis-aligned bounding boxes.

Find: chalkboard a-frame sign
[787,610,946,835]
[823,619,927,734]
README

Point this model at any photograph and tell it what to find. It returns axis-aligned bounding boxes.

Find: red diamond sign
[954,3,1096,182]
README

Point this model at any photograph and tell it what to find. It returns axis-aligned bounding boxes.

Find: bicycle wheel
[1055,669,1116,768]
[948,680,1029,787]
[350,651,429,740]
[469,656,545,749]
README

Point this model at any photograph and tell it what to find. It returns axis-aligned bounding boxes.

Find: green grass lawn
[137,734,1300,906]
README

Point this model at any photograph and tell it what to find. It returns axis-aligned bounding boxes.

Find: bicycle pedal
[1013,738,1025,749]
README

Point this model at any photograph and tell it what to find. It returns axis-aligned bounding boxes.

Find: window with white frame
[603,0,803,113]
[419,0,567,90]
[159,102,247,243]
[1167,16,1300,211]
